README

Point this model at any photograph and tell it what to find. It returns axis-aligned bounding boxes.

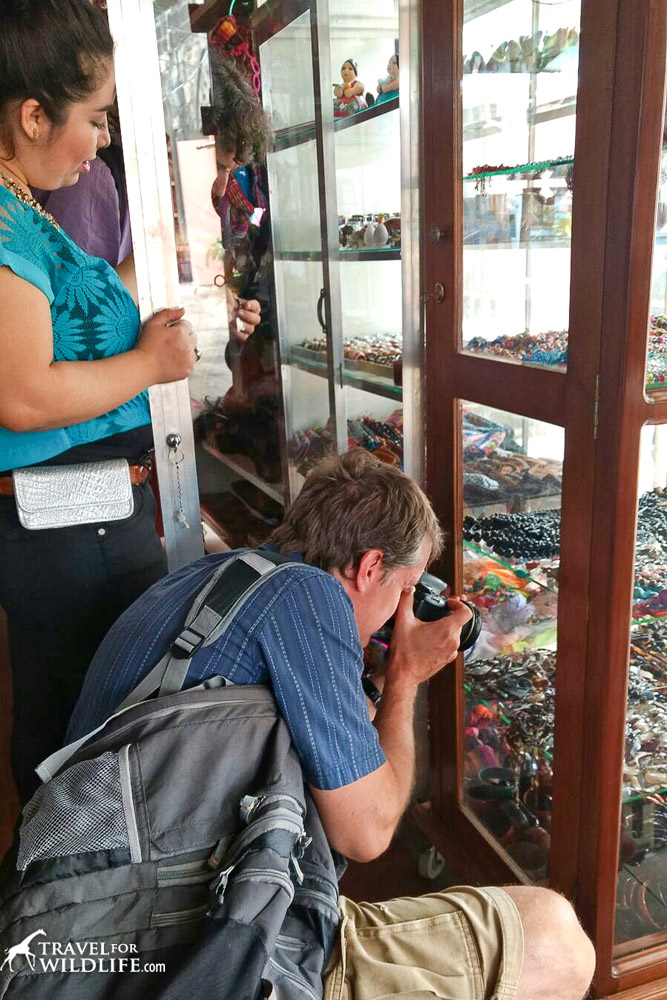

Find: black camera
[413,572,482,653]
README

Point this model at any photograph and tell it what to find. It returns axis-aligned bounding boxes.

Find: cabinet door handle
[429,224,444,245]
[317,287,327,334]
[422,282,446,304]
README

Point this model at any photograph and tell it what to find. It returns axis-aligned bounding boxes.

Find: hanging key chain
[166,433,189,529]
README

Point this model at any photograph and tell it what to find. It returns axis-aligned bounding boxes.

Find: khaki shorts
[323,886,524,1000]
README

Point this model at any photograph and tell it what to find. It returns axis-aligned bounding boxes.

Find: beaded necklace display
[0,169,60,231]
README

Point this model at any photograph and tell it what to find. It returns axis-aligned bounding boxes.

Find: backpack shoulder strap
[36,550,295,783]
[149,549,293,701]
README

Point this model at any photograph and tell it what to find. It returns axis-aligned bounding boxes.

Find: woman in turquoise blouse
[0,0,199,801]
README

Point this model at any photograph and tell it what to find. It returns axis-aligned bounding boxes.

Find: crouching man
[65,449,594,1000]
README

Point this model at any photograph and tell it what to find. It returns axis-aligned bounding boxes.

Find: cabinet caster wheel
[418,845,445,880]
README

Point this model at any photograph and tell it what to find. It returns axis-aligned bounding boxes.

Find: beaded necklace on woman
[0,168,61,230]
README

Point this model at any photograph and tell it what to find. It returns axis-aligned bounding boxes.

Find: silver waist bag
[12,459,134,530]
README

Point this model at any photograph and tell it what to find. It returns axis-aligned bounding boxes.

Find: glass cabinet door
[647,139,667,391]
[108,0,207,569]
[260,8,342,499]
[259,0,415,493]
[461,402,562,879]
[328,1,404,470]
[616,425,667,950]
[454,0,578,881]
[461,0,580,369]
[614,74,667,956]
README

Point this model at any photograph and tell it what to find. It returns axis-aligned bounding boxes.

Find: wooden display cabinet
[418,0,667,995]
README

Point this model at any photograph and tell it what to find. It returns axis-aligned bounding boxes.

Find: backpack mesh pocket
[18,752,130,870]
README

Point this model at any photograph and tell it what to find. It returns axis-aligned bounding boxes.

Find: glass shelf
[286,348,402,402]
[463,155,574,182]
[271,89,399,153]
[200,441,284,505]
[275,248,401,261]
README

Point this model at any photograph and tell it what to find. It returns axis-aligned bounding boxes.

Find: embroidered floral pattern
[0,187,150,457]
[0,196,62,270]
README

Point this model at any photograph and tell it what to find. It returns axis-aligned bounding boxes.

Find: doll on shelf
[333,58,367,117]
[375,52,399,105]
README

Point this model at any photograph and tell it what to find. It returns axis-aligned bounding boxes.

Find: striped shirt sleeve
[258,568,386,790]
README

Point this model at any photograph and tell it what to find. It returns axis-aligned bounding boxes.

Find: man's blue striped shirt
[67,550,386,790]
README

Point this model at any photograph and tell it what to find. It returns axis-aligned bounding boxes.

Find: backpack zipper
[233,868,295,900]
[267,957,321,1000]
[294,887,339,920]
[151,903,209,927]
[118,744,142,863]
[157,859,213,887]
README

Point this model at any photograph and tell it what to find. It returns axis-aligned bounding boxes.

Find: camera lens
[413,573,482,652]
[458,602,482,652]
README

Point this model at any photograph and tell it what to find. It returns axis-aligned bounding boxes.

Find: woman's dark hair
[0,0,113,156]
[208,51,270,163]
[342,58,358,75]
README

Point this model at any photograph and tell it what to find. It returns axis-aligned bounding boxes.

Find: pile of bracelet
[616,867,667,941]
[465,329,568,368]
[617,623,667,940]
[289,424,336,475]
[289,411,404,476]
[300,335,402,367]
[349,411,404,466]
[633,489,667,617]
[463,552,558,658]
[464,649,555,874]
[464,509,560,561]
[623,620,667,795]
[463,408,524,455]
[646,316,667,388]
[625,702,667,794]
[463,450,563,503]
[632,621,667,670]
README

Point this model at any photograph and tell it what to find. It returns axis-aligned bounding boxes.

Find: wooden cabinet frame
[419,0,667,995]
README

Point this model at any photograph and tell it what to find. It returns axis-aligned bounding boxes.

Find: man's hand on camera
[386,588,473,690]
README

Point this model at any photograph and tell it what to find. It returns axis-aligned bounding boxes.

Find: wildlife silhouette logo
[1,929,46,972]
[1,931,162,976]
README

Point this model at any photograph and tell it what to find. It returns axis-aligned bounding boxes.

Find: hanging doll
[333,59,367,117]
[375,52,399,105]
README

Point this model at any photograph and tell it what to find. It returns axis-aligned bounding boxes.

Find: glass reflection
[148,1,284,548]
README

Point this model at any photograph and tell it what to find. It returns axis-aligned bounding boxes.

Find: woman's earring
[32,128,39,142]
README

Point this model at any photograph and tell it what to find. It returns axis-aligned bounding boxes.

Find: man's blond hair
[270,449,443,573]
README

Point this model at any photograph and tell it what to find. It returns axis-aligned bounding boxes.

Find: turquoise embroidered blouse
[0,185,151,470]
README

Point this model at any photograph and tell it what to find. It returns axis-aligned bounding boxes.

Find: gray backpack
[0,551,340,1000]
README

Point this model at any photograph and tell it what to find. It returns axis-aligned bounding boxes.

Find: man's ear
[355,549,385,593]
